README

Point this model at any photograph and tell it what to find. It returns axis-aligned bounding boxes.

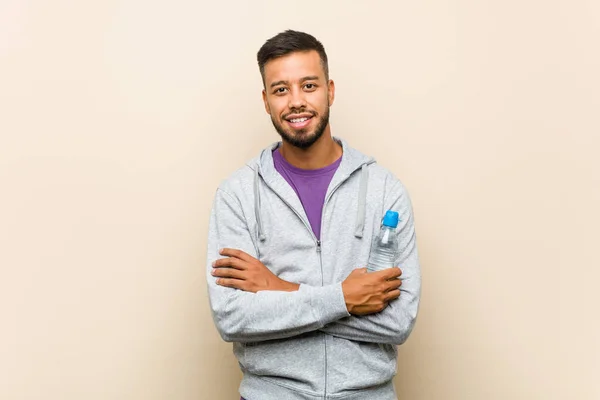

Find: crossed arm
[206,187,420,345]
[213,247,403,312]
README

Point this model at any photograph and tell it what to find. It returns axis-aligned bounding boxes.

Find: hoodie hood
[246,137,376,242]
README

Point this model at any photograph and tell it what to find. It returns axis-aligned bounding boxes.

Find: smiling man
[206,30,421,400]
[263,53,331,151]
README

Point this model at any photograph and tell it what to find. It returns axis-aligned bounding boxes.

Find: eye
[274,87,288,94]
[304,83,316,90]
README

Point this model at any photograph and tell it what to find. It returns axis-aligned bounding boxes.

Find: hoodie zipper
[322,167,368,399]
[258,165,366,399]
[319,175,351,399]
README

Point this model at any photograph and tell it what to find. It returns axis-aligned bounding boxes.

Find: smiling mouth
[289,117,309,123]
[285,114,314,130]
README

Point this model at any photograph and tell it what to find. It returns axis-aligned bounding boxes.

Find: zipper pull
[316,240,322,252]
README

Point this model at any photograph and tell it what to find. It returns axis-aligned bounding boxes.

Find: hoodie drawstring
[354,164,369,238]
[254,167,266,241]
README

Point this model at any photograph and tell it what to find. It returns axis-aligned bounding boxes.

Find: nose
[288,87,307,110]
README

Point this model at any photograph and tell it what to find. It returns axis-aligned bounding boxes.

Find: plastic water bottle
[367,210,400,272]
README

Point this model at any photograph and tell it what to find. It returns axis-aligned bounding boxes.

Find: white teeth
[290,117,308,123]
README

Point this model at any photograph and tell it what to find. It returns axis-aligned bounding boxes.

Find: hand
[341,267,402,315]
[212,248,299,293]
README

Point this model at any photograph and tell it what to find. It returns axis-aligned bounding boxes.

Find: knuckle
[220,278,233,288]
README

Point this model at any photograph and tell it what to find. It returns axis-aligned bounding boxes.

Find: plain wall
[1,1,598,399]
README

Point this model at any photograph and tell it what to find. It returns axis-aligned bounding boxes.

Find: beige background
[1,0,599,399]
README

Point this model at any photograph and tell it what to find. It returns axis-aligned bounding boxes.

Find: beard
[270,107,330,150]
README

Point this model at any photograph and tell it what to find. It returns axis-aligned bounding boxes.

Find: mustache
[283,109,316,118]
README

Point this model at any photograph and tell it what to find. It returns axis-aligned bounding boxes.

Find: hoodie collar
[249,137,376,241]
[251,136,374,184]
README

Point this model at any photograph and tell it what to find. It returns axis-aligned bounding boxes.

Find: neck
[279,127,342,169]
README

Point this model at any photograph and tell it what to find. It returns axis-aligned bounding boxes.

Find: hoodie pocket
[241,333,326,394]
[327,337,398,393]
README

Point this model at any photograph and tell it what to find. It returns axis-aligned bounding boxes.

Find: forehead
[263,50,325,85]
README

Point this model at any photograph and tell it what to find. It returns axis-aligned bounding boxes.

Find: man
[206,30,421,400]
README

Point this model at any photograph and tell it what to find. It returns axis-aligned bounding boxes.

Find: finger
[375,302,388,313]
[219,248,253,262]
[215,278,246,290]
[385,278,402,291]
[213,257,247,270]
[384,267,402,279]
[384,289,401,302]
[212,267,246,280]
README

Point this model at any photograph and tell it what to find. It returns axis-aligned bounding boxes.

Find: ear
[262,90,271,114]
[327,79,335,107]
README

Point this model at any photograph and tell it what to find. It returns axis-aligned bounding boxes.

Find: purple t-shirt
[272,148,341,240]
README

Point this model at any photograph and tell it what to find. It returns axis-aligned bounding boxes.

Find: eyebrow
[269,76,320,88]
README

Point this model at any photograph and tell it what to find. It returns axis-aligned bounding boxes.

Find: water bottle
[367,210,400,272]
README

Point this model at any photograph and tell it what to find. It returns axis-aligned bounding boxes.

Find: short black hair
[257,30,329,86]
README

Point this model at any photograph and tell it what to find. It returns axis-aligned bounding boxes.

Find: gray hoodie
[206,137,421,400]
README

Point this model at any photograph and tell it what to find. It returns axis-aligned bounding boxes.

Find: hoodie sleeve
[206,188,350,343]
[319,181,421,345]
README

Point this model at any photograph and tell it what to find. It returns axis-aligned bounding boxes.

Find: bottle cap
[382,210,399,228]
